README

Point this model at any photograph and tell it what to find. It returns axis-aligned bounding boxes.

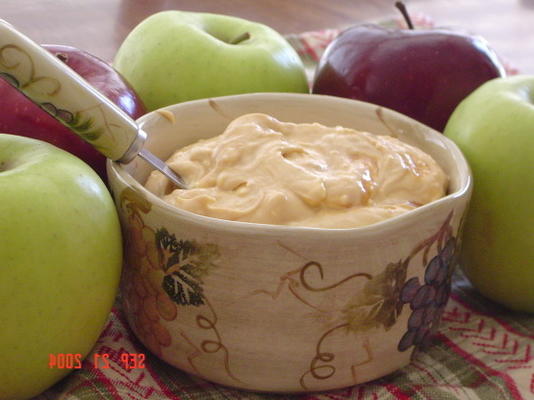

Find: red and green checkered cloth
[34,17,530,400]
[36,271,534,400]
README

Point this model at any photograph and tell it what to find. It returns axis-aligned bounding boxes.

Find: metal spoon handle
[0,19,187,189]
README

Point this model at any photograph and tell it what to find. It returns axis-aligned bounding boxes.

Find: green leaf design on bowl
[343,260,408,333]
[155,228,219,307]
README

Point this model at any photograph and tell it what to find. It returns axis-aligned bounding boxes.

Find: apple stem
[54,52,69,63]
[229,32,251,45]
[395,1,414,30]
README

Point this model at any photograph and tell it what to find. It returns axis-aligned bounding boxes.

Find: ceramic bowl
[107,93,472,393]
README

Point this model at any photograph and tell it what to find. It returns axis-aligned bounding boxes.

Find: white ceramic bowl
[107,93,472,392]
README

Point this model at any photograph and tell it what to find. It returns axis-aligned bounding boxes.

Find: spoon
[0,19,187,189]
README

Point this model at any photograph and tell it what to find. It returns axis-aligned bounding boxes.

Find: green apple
[444,75,534,312]
[113,10,309,111]
[0,134,122,399]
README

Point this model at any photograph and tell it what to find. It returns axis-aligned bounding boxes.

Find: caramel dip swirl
[144,113,448,228]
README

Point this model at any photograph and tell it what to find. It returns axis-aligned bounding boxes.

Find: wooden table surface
[2,0,534,74]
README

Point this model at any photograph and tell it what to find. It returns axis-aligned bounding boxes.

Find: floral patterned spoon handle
[0,19,187,189]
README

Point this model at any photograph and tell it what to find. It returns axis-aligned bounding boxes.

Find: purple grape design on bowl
[397,236,457,352]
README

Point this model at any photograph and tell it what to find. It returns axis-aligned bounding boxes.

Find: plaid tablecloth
[35,16,532,400]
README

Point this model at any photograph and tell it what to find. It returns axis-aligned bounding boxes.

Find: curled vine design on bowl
[118,188,241,383]
[0,44,61,94]
[0,44,122,153]
[253,211,457,390]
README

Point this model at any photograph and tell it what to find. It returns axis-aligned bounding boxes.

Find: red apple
[0,44,146,181]
[311,14,505,132]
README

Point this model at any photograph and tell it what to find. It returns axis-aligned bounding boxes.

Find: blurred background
[3,0,534,73]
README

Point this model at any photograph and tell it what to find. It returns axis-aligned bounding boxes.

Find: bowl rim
[108,93,472,237]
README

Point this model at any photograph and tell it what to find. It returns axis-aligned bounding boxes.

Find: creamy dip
[145,113,448,228]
